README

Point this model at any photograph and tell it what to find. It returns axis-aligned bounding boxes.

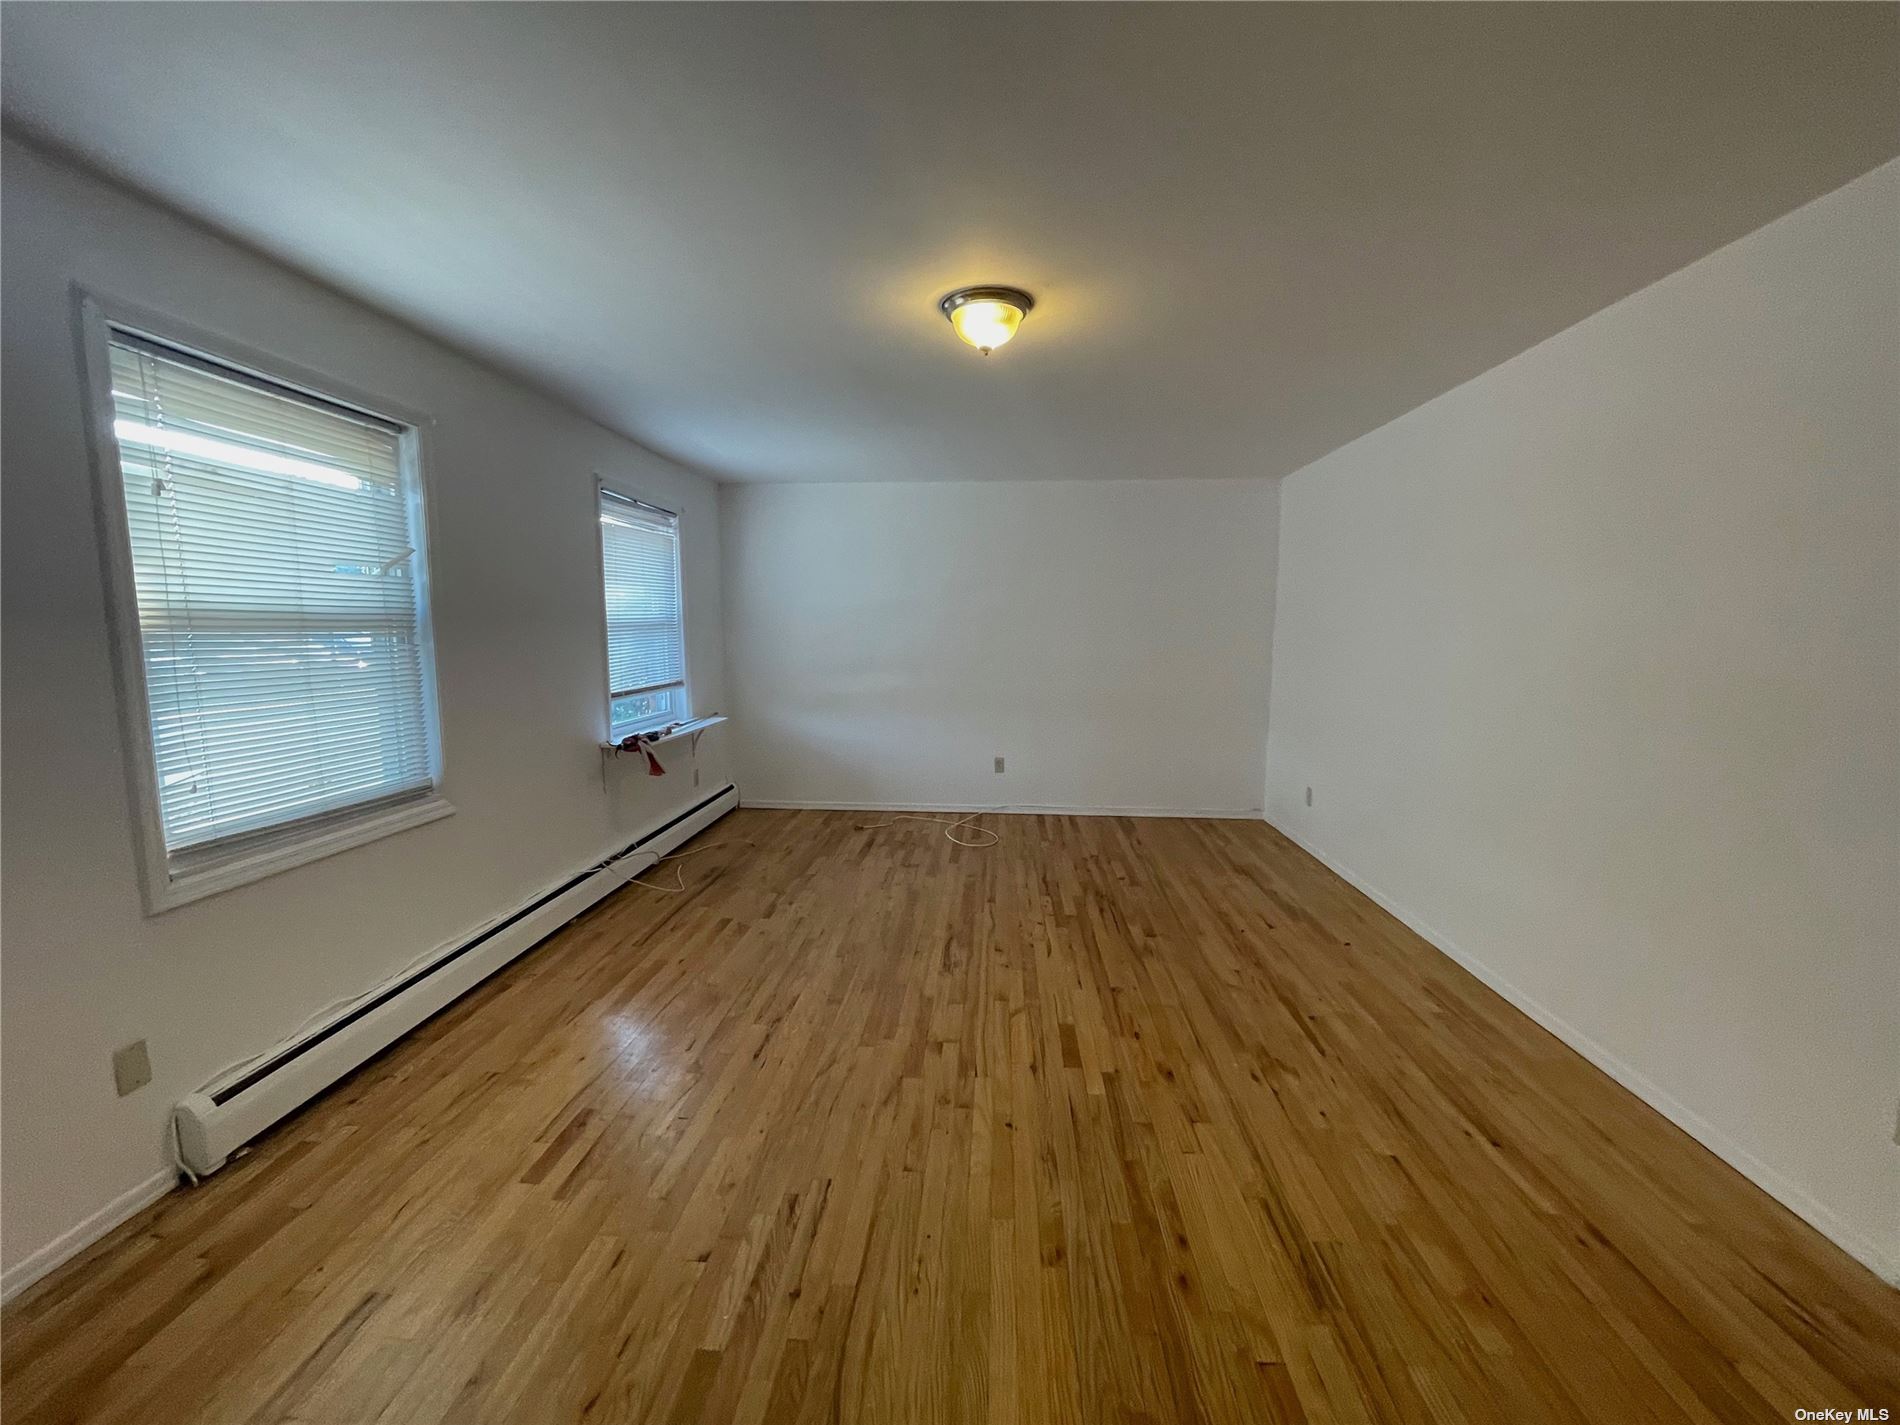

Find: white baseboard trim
[742,799,1264,820]
[1265,816,1899,1288]
[1,1169,175,1306]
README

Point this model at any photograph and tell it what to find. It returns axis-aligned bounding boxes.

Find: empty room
[1,3,1896,1421]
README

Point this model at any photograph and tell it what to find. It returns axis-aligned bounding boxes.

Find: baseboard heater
[172,783,738,1177]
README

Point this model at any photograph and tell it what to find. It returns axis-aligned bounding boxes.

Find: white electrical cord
[852,810,1002,848]
[615,839,757,894]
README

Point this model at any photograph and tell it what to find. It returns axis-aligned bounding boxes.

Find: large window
[91,315,445,908]
[598,488,687,737]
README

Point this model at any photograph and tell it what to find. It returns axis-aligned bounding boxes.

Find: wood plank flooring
[4,809,1895,1423]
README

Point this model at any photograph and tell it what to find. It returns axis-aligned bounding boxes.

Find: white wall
[1264,161,1900,1278]
[0,140,732,1284]
[722,480,1277,815]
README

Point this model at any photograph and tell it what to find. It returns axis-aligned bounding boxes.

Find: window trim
[594,479,690,740]
[74,289,453,914]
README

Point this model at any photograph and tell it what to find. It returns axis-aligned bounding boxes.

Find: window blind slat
[599,492,685,733]
[107,335,436,858]
[110,339,401,484]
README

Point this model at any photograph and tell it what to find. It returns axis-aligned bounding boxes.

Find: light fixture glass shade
[948,299,1023,352]
[940,287,1034,354]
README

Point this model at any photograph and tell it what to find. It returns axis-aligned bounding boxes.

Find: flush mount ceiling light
[938,286,1035,355]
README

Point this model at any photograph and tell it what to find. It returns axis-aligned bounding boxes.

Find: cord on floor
[617,839,758,894]
[852,811,1001,848]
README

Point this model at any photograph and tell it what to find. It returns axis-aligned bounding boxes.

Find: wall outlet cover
[112,1040,152,1097]
[994,757,1006,774]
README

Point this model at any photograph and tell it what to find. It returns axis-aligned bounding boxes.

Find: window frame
[594,479,691,741]
[74,290,452,914]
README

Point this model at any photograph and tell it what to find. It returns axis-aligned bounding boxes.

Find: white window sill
[147,793,455,914]
[601,714,727,753]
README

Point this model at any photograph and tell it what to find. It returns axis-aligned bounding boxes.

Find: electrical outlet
[112,1040,152,1097]
[1305,786,1313,807]
[994,756,1006,774]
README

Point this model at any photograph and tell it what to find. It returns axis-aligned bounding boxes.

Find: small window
[598,488,687,738]
[94,322,445,906]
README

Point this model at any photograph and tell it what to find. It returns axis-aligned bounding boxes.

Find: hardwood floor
[4,809,1895,1423]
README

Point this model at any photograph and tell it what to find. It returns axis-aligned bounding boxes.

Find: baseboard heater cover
[172,783,737,1177]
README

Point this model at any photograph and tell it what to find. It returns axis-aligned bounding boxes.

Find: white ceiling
[4,4,1896,484]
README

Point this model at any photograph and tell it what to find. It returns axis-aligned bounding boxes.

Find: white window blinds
[599,489,686,735]
[106,333,438,861]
